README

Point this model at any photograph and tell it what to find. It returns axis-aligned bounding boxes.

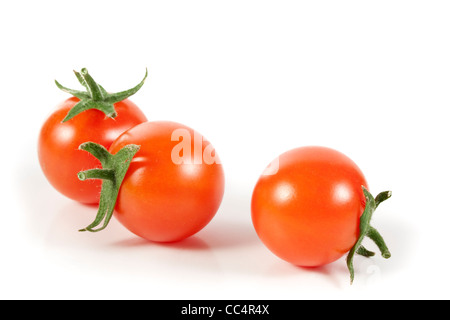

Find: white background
[1,1,449,300]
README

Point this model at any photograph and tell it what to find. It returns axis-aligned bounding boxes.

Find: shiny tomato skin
[38,97,147,204]
[251,146,368,267]
[109,121,225,243]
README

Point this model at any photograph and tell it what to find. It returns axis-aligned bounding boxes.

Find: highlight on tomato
[38,68,148,204]
[76,121,225,243]
[251,146,392,283]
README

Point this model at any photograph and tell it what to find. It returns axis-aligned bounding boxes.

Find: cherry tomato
[38,97,147,203]
[80,121,225,242]
[251,146,368,267]
[38,68,148,204]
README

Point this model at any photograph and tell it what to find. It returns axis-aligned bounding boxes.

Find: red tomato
[107,121,225,242]
[38,97,147,204]
[251,146,368,267]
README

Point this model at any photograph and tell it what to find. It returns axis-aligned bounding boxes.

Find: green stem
[77,142,140,232]
[78,142,112,165]
[346,186,392,284]
[356,245,375,257]
[78,169,115,181]
[55,67,148,122]
[367,227,391,259]
[79,68,104,101]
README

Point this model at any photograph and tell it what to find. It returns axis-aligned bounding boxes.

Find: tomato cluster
[38,68,225,243]
[38,68,391,283]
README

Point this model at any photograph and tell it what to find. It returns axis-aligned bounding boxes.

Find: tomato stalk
[77,142,140,232]
[55,68,148,122]
[346,187,392,284]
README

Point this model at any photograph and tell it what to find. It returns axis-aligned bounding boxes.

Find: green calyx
[77,142,140,232]
[346,187,392,284]
[55,68,148,122]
